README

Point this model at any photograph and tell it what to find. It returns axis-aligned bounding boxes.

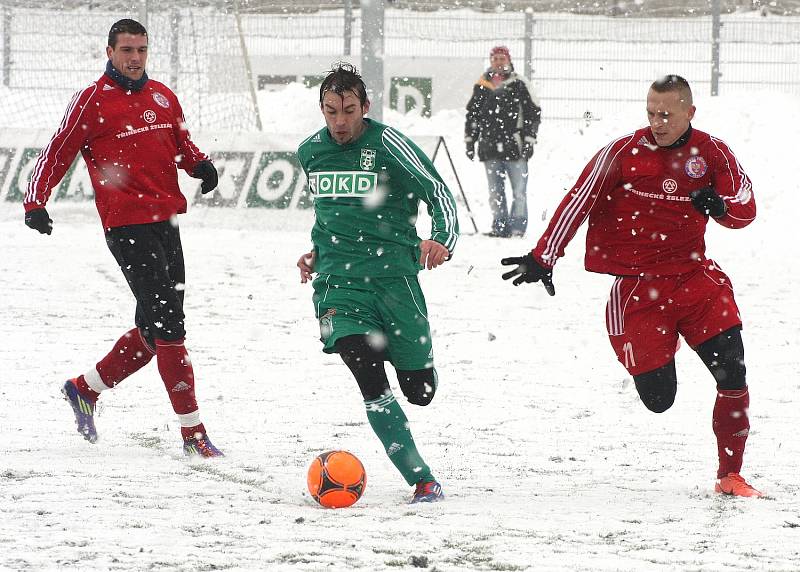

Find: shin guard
[155,338,199,417]
[364,393,433,485]
[712,388,750,478]
[95,328,156,387]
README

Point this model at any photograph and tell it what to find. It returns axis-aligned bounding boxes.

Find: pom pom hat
[490,45,511,60]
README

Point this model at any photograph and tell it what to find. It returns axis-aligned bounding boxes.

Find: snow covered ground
[1,89,799,571]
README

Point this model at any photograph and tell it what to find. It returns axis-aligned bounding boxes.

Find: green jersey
[297,119,459,278]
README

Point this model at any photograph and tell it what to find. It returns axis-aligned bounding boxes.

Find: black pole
[433,137,479,235]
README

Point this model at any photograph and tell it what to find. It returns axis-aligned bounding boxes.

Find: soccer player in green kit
[296,64,458,503]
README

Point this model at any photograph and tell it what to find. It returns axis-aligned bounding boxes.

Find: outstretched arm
[532,134,631,267]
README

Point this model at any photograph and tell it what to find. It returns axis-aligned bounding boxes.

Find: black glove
[522,140,534,161]
[466,141,475,161]
[191,160,218,195]
[24,208,53,235]
[689,186,726,218]
[501,253,555,295]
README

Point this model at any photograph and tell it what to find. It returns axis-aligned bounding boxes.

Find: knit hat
[490,45,511,60]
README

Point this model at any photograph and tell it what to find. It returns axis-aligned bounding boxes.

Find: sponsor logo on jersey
[360,148,376,170]
[171,381,191,392]
[308,171,378,198]
[311,133,321,142]
[143,109,157,124]
[152,92,170,108]
[102,84,115,91]
[662,178,678,194]
[684,155,708,178]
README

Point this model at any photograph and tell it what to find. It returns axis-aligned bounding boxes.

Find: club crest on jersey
[152,92,170,108]
[662,178,678,194]
[684,156,708,179]
[360,148,376,171]
[142,109,157,124]
[319,308,336,341]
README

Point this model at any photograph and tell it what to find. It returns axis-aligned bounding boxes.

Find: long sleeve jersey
[24,73,207,229]
[296,119,459,278]
[533,126,755,277]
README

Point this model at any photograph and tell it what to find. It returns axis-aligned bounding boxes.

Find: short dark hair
[319,62,368,107]
[108,19,147,48]
[650,74,693,105]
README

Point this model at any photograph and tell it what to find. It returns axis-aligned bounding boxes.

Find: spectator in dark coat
[465,45,541,237]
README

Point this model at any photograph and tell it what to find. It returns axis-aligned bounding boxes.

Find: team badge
[662,178,678,194]
[319,308,337,341]
[684,156,708,179]
[360,148,376,171]
[143,109,157,123]
[152,92,170,108]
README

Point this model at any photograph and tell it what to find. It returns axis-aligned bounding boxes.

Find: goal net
[0,2,260,131]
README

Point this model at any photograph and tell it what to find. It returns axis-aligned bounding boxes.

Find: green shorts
[312,273,434,370]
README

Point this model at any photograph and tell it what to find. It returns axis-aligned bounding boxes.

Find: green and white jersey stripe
[297,119,459,278]
[381,127,458,252]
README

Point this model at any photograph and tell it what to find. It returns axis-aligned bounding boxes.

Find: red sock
[155,338,202,438]
[72,375,100,402]
[712,387,750,479]
[73,328,155,401]
[180,423,207,441]
[97,328,155,387]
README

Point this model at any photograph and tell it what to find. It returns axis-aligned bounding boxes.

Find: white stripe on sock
[177,410,201,428]
[84,367,109,394]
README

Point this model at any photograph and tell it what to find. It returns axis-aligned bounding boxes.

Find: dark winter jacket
[465,70,541,162]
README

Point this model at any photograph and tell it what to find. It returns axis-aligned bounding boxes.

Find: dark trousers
[105,220,186,347]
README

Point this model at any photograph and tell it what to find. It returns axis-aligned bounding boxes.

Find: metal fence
[1,5,798,131]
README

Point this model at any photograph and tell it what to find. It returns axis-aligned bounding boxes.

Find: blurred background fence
[1,0,798,131]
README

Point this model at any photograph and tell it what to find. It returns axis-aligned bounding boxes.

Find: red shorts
[606,260,742,375]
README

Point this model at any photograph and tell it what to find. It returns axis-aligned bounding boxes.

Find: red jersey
[533,126,755,277]
[24,73,207,229]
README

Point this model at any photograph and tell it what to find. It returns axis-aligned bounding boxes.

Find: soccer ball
[307,450,367,508]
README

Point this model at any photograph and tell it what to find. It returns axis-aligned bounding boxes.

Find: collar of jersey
[663,125,693,149]
[104,60,149,92]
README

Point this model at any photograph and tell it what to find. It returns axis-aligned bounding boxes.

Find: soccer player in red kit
[501,75,762,497]
[23,19,223,457]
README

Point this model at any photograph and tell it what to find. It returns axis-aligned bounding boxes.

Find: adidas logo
[312,133,321,142]
[103,84,115,91]
[387,442,403,456]
[171,381,191,392]
[733,428,750,438]
[638,136,658,151]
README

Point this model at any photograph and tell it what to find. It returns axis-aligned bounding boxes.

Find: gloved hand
[24,208,53,235]
[191,160,218,195]
[501,253,555,295]
[466,141,475,161]
[522,139,534,161]
[689,186,726,218]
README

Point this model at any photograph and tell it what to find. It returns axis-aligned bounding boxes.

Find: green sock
[364,393,433,486]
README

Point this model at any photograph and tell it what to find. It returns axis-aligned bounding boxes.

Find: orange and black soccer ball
[307,450,367,508]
